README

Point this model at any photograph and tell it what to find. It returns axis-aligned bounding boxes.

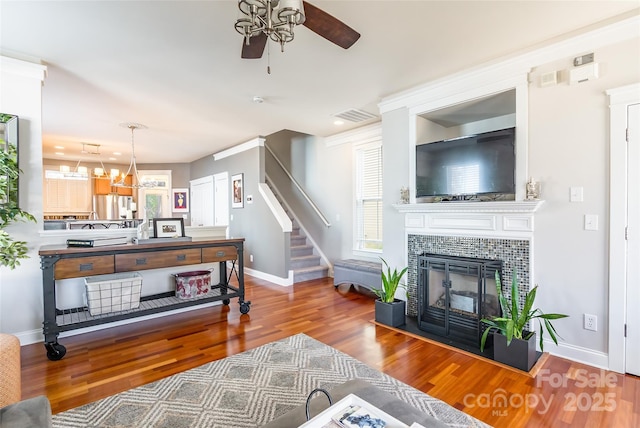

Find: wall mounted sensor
[570,63,599,85]
[573,53,594,67]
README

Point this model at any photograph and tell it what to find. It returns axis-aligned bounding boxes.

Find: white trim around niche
[404,75,529,203]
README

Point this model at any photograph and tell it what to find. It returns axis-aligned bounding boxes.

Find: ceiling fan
[235,0,360,59]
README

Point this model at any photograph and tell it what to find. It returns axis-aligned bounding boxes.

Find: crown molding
[379,14,640,114]
[0,55,47,81]
[323,122,382,147]
[213,136,265,160]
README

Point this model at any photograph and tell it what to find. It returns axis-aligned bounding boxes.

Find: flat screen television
[416,127,515,201]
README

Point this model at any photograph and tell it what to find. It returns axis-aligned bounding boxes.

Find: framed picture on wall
[231,173,244,209]
[172,188,189,212]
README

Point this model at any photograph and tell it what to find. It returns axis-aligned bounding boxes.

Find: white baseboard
[14,301,221,346]
[244,267,293,286]
[542,338,609,370]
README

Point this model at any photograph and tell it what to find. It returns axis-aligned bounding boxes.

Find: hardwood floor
[20,276,639,427]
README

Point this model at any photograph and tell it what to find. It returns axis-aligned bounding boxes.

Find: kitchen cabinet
[93,175,133,196]
[43,172,92,214]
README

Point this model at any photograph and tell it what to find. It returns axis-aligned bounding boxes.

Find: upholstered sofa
[0,334,52,428]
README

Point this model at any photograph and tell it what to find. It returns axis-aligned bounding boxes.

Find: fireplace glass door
[418,254,501,346]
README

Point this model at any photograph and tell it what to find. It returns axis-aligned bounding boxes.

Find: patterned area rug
[52,333,488,427]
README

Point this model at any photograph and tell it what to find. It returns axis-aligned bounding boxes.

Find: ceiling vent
[332,108,377,123]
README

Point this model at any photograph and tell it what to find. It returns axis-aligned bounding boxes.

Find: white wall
[529,37,640,361]
[381,108,410,272]
[378,22,640,368]
[0,57,47,338]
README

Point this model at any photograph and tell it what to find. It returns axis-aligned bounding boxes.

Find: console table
[38,238,248,361]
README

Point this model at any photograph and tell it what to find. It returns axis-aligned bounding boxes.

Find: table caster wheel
[239,301,251,314]
[46,342,67,361]
[223,299,230,305]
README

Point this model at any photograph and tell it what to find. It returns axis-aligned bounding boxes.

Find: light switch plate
[585,214,598,231]
[570,187,583,202]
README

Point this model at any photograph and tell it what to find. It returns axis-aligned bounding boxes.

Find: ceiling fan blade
[302,1,360,49]
[241,33,268,59]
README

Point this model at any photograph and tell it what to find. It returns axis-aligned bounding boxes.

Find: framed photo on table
[172,188,189,212]
[153,218,185,238]
[231,173,244,209]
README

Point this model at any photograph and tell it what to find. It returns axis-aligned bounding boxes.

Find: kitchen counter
[43,219,143,230]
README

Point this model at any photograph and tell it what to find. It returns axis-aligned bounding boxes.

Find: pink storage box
[174,270,212,299]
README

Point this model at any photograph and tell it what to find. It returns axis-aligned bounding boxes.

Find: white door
[625,103,640,376]
[190,176,214,227]
[137,170,172,222]
[214,172,229,227]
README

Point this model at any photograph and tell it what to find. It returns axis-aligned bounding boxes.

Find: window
[446,163,479,194]
[355,143,382,252]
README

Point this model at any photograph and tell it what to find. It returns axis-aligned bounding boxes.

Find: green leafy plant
[1,134,36,269]
[373,258,408,303]
[480,270,568,352]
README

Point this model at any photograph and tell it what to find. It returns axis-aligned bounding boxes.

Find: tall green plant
[1,140,36,269]
[480,270,568,352]
[373,258,408,303]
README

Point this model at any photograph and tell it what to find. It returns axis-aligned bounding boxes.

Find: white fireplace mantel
[394,200,544,239]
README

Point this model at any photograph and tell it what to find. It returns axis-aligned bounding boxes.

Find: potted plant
[480,270,568,371]
[1,115,36,269]
[372,258,408,328]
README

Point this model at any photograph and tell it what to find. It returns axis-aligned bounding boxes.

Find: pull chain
[267,40,271,75]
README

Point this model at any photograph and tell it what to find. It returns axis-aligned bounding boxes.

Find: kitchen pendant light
[113,122,157,189]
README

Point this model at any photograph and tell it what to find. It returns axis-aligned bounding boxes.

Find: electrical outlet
[584,314,597,331]
[250,254,254,262]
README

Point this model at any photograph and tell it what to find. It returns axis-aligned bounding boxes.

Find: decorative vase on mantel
[374,299,406,328]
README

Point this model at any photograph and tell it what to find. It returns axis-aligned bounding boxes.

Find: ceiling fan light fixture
[277,0,305,24]
[236,0,304,52]
[238,0,268,18]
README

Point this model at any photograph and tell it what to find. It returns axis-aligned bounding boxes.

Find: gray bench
[333,259,382,292]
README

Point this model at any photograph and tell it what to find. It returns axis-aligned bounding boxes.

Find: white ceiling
[1,1,638,164]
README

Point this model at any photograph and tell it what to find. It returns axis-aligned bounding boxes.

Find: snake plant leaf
[480,269,569,352]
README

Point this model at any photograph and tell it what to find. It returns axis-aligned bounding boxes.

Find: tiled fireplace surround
[395,201,544,319]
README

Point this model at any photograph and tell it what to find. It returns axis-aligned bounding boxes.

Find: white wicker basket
[84,272,142,316]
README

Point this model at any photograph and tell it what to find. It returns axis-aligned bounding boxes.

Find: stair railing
[265,144,331,227]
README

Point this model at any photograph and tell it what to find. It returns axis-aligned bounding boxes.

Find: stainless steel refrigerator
[93,194,132,220]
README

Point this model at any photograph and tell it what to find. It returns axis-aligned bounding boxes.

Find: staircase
[266,179,328,283]
[289,219,328,283]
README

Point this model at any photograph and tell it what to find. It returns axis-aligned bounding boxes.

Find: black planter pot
[492,331,538,371]
[374,299,406,328]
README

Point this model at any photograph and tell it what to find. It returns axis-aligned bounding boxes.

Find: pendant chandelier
[108,122,157,189]
[59,143,106,179]
[234,0,305,52]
